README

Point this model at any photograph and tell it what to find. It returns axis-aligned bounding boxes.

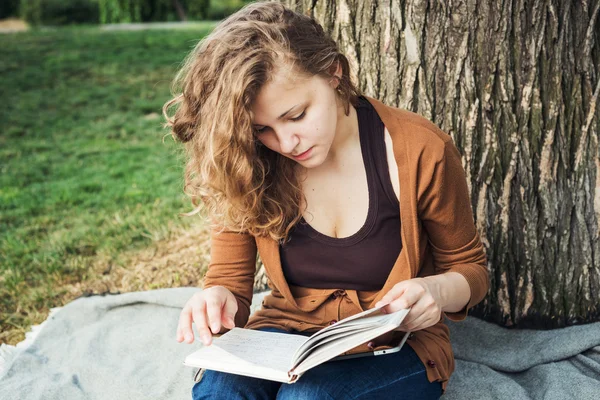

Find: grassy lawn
[0,23,217,345]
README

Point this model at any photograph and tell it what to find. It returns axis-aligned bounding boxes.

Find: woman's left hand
[374,277,444,332]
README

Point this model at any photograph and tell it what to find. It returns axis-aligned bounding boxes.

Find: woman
[164,1,489,399]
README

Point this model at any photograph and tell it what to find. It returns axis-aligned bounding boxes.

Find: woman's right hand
[176,286,238,346]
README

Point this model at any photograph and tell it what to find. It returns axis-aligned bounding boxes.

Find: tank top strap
[357,96,399,209]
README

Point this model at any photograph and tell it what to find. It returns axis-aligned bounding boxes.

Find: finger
[176,305,193,343]
[387,285,425,313]
[206,296,224,335]
[374,284,407,309]
[221,296,238,329]
[392,306,417,329]
[399,297,439,330]
[396,296,428,326]
[192,301,213,345]
[401,312,436,331]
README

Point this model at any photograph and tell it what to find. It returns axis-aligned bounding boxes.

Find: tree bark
[276,0,600,329]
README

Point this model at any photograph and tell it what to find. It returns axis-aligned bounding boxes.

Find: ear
[328,61,342,88]
[333,60,342,78]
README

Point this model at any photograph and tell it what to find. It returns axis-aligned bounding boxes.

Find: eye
[253,109,306,134]
[254,125,269,135]
[291,110,306,121]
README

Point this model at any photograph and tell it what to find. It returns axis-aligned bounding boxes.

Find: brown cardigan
[203,95,490,394]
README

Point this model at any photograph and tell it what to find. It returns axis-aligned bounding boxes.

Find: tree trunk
[172,0,187,21]
[277,0,600,329]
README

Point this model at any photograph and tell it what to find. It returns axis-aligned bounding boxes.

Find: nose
[276,128,300,155]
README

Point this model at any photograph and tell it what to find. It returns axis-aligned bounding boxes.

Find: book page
[293,308,409,364]
[293,313,409,375]
[305,305,387,343]
[184,344,292,383]
[292,308,410,371]
[210,328,309,372]
[293,323,376,363]
[293,326,373,367]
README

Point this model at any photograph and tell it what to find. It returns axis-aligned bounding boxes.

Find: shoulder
[366,96,452,163]
[390,108,451,145]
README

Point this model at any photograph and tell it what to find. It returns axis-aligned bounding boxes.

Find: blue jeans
[192,327,443,399]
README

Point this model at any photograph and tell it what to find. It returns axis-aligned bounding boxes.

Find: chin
[301,153,327,169]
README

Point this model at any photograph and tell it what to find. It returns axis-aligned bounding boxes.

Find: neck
[325,98,359,169]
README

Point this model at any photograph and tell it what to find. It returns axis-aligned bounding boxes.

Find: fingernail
[228,317,235,326]
[185,333,192,342]
[202,334,211,344]
[367,341,375,350]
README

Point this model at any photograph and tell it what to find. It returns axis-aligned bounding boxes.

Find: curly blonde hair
[163,1,361,242]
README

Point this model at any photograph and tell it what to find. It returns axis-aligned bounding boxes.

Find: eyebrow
[253,103,301,127]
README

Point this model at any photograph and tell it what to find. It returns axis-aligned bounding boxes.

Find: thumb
[221,295,238,329]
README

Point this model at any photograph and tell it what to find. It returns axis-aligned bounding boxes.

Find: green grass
[0,23,217,343]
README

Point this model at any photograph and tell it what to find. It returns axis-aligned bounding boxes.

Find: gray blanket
[0,288,598,399]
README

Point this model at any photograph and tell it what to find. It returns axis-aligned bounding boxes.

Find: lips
[292,147,313,161]
[293,149,310,157]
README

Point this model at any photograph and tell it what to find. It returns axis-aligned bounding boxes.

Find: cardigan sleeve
[418,139,490,322]
[202,225,257,331]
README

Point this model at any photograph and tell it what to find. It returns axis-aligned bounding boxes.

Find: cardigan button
[427,360,436,368]
[408,333,415,340]
[329,320,338,325]
[332,290,345,298]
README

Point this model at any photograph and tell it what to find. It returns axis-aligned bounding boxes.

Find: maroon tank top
[280,96,402,291]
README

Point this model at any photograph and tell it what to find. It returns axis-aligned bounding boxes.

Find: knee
[277,382,336,400]
[191,370,245,400]
[192,369,281,400]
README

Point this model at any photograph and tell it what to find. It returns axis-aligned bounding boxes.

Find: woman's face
[250,67,344,169]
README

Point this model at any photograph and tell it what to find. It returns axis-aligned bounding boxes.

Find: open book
[183,305,410,383]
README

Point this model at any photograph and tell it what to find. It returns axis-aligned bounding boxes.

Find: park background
[2,0,600,349]
[0,0,258,346]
